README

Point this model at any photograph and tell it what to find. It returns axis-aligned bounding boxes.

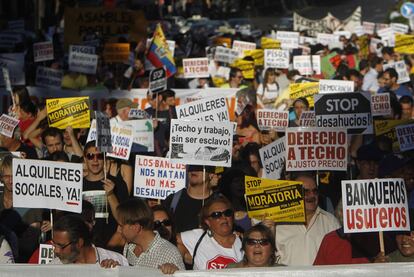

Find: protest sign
[183,58,209,79]
[68,51,98,75]
[0,114,19,138]
[317,33,340,46]
[293,55,321,76]
[8,20,24,32]
[230,59,254,79]
[319,79,354,93]
[69,45,96,55]
[396,123,414,152]
[0,32,23,50]
[395,34,414,54]
[362,21,375,35]
[371,93,392,117]
[169,119,233,167]
[264,49,289,69]
[289,82,319,108]
[2,67,11,92]
[391,23,409,34]
[232,40,256,57]
[149,67,167,93]
[128,109,150,119]
[243,49,264,66]
[285,127,348,171]
[378,27,395,47]
[0,53,25,86]
[134,155,186,200]
[82,190,108,218]
[276,31,299,49]
[299,111,316,127]
[214,46,239,64]
[103,43,130,63]
[314,92,373,134]
[383,61,410,84]
[46,97,91,129]
[35,66,63,89]
[176,96,229,122]
[33,41,54,63]
[342,178,410,233]
[261,37,281,49]
[13,159,83,213]
[244,176,305,222]
[259,137,286,180]
[38,244,54,264]
[121,120,154,152]
[256,109,289,131]
[95,111,112,153]
[375,119,414,152]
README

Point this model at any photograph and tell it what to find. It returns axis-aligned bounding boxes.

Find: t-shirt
[181,229,243,270]
[51,245,128,265]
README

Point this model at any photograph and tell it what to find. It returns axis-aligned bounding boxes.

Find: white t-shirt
[181,229,243,270]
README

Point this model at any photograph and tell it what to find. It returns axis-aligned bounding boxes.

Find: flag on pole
[147,24,176,77]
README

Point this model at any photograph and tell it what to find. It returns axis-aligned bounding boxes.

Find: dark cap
[378,153,413,177]
[356,144,385,161]
[187,165,204,172]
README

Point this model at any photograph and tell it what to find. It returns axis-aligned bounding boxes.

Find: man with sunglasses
[220,68,247,89]
[275,172,340,265]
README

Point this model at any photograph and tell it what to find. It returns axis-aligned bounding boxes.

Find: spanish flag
[147,24,176,77]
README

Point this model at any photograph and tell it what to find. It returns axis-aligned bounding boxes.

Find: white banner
[183,58,209,78]
[33,41,54,63]
[35,66,63,89]
[264,49,289,69]
[176,96,229,122]
[259,137,286,180]
[256,109,289,131]
[319,79,355,93]
[396,123,414,152]
[169,119,233,167]
[68,51,98,75]
[13,159,83,213]
[134,155,186,200]
[0,114,19,137]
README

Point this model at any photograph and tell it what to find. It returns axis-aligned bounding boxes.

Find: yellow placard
[374,119,414,151]
[261,37,281,49]
[289,82,319,108]
[244,176,305,223]
[395,34,414,54]
[231,59,254,79]
[46,97,91,129]
[243,49,264,66]
[103,43,130,63]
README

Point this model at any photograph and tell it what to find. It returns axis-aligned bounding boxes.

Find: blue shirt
[378,85,413,98]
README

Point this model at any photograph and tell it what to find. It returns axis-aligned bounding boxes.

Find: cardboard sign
[214,46,239,64]
[261,37,281,49]
[259,137,286,180]
[299,111,316,127]
[38,244,54,264]
[375,119,414,152]
[176,96,229,122]
[245,176,305,222]
[95,111,112,153]
[149,67,167,93]
[319,79,354,93]
[395,34,414,54]
[46,97,91,129]
[256,109,289,131]
[121,120,154,152]
[0,114,19,138]
[183,58,209,78]
[134,155,186,200]
[396,123,414,152]
[103,43,130,63]
[314,92,373,134]
[293,55,321,75]
[68,51,98,75]
[2,67,11,92]
[383,61,410,84]
[285,128,348,171]
[13,159,83,213]
[371,93,392,116]
[232,40,256,57]
[169,119,233,167]
[69,45,96,55]
[342,178,410,233]
[264,49,289,69]
[33,41,54,63]
[0,53,25,86]
[289,82,319,108]
[276,31,299,49]
[35,66,63,89]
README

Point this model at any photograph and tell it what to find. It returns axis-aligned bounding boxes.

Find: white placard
[13,159,83,213]
[0,114,19,138]
[299,111,316,127]
[183,58,209,78]
[259,137,286,180]
[69,45,96,55]
[214,46,239,64]
[121,120,154,152]
[383,61,410,84]
[371,93,391,116]
[319,79,355,93]
[264,49,290,69]
[362,21,375,35]
[232,40,256,57]
[396,124,414,152]
[317,33,340,46]
[33,41,54,63]
[276,31,299,49]
[293,55,321,75]
[38,244,54,264]
[391,23,409,34]
[68,51,98,75]
[176,96,229,122]
[35,66,63,89]
[256,109,289,131]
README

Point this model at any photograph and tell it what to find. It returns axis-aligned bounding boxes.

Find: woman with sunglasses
[176,196,243,270]
[227,224,281,268]
[152,205,176,245]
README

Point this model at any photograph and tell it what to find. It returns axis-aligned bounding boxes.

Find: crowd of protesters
[0,2,413,274]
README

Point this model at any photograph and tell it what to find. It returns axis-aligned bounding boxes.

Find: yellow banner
[46,97,91,129]
[395,34,414,54]
[245,176,305,223]
[103,43,130,63]
[289,82,319,108]
[231,59,254,79]
[261,37,281,49]
[243,49,264,66]
[374,119,414,151]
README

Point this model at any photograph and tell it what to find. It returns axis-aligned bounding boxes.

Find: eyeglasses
[208,209,234,219]
[304,188,318,195]
[153,219,172,229]
[246,238,271,246]
[85,153,104,160]
[51,240,74,250]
